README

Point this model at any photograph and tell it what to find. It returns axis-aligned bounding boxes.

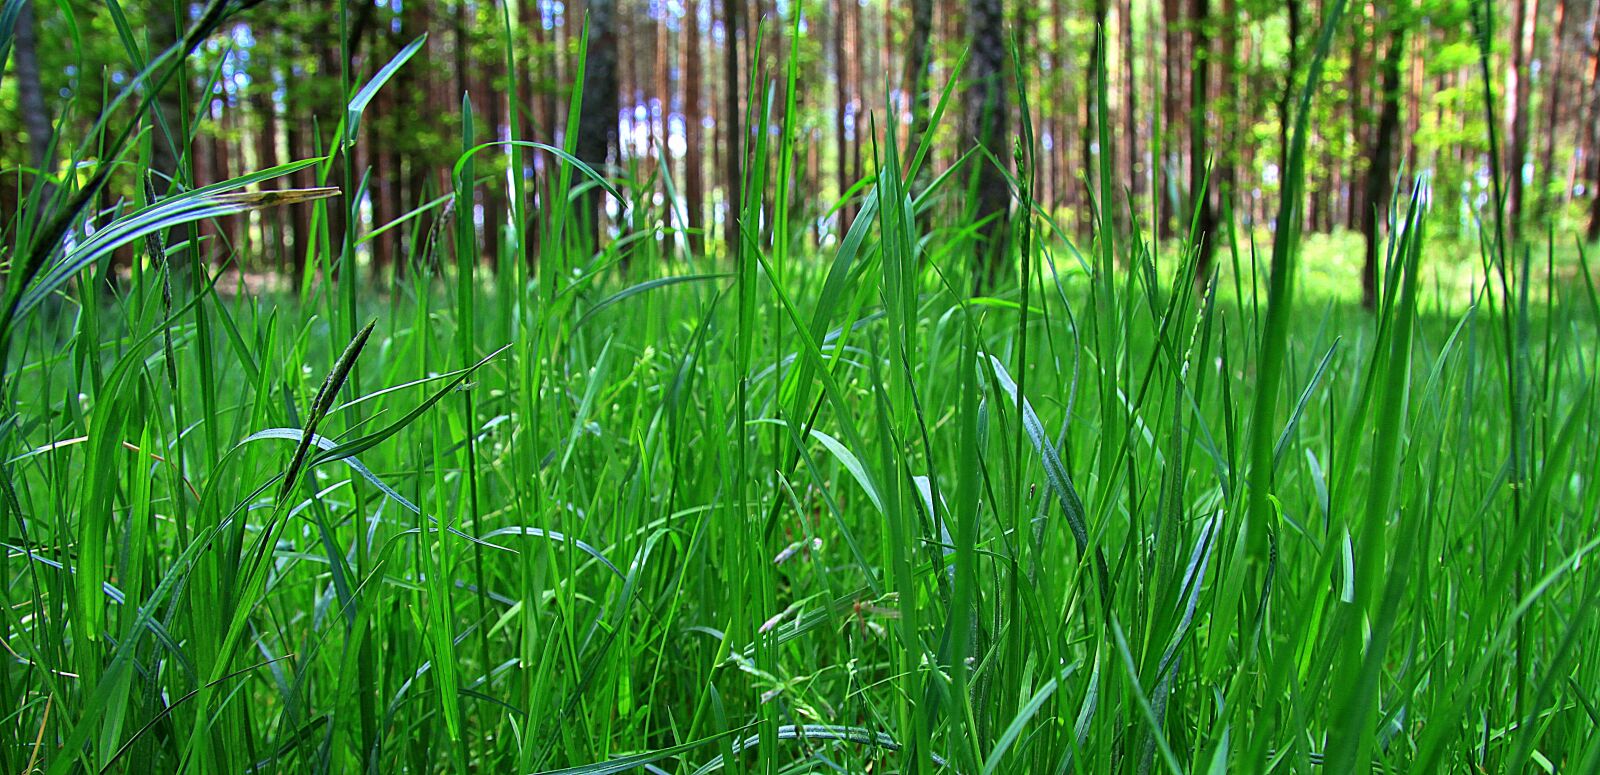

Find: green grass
[5,1,1600,772]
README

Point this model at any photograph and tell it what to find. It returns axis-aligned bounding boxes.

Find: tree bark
[1279,0,1301,174]
[14,3,54,183]
[1362,10,1407,309]
[835,0,854,233]
[1585,0,1600,241]
[722,0,744,258]
[1191,0,1220,275]
[684,0,706,255]
[577,0,619,249]
[906,0,935,180]
[1161,0,1183,239]
[1086,0,1110,239]
[1539,0,1571,222]
[966,0,1010,286]
[1506,0,1541,239]
[1123,0,1141,220]
[656,8,676,258]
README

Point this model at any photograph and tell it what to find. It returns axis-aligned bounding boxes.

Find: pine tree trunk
[835,0,854,233]
[722,0,743,257]
[656,9,676,258]
[1539,0,1570,222]
[578,0,619,249]
[1346,9,1370,232]
[1086,0,1110,240]
[684,0,706,255]
[1123,0,1141,219]
[1279,0,1300,173]
[1585,0,1600,241]
[966,0,1010,286]
[1506,0,1542,239]
[1161,0,1183,239]
[485,23,507,269]
[1191,0,1220,275]
[1363,12,1407,309]
[906,0,935,180]
[14,3,53,188]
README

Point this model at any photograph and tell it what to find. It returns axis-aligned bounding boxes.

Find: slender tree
[1362,4,1409,308]
[1191,0,1221,276]
[655,6,676,257]
[1161,0,1184,239]
[1123,0,1141,224]
[13,3,53,191]
[835,0,855,232]
[1539,0,1571,220]
[965,0,1010,284]
[1086,0,1110,238]
[1279,0,1301,172]
[1585,0,1600,240]
[1505,0,1541,237]
[723,0,743,256]
[684,0,706,255]
[577,0,620,248]
[906,0,935,175]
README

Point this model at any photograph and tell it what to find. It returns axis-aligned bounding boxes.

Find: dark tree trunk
[485,20,507,269]
[722,0,743,258]
[1506,0,1541,240]
[905,0,935,179]
[1362,12,1407,309]
[1161,0,1183,239]
[1585,0,1600,241]
[1279,0,1301,173]
[1086,0,1110,238]
[655,9,676,259]
[14,3,53,184]
[148,0,188,202]
[683,0,706,256]
[835,0,853,234]
[577,0,619,249]
[965,0,1010,286]
[1124,0,1141,221]
[1191,0,1220,276]
[1587,0,1600,240]
[1346,11,1370,232]
[1539,0,1571,222]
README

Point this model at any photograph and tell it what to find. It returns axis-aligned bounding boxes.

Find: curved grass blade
[345,33,427,146]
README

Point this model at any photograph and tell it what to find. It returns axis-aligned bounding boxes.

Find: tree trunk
[1586,0,1600,241]
[966,0,1010,286]
[1506,0,1541,240]
[1086,0,1110,239]
[1191,0,1220,276]
[1279,0,1301,173]
[722,0,743,258]
[1346,8,1370,231]
[14,3,54,189]
[1217,0,1240,247]
[1362,10,1408,309]
[1123,0,1141,220]
[835,0,854,233]
[684,0,706,255]
[1539,0,1571,222]
[1161,0,1183,239]
[485,19,507,269]
[251,62,287,269]
[905,0,935,179]
[577,0,619,249]
[656,8,676,259]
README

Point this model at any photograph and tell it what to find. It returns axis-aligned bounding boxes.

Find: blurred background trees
[5,0,1599,293]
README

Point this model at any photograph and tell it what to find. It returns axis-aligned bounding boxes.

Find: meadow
[5,0,1600,772]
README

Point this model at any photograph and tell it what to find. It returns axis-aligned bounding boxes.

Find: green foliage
[3,1,1600,774]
